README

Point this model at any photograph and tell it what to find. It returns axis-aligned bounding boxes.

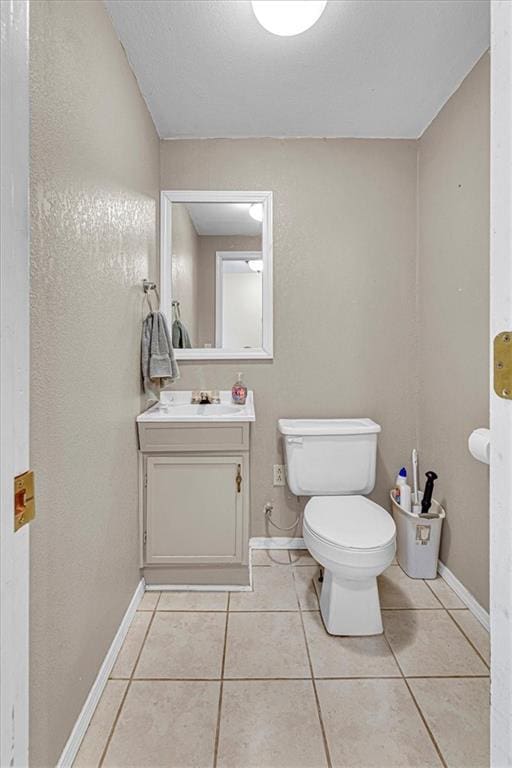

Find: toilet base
[319,569,383,636]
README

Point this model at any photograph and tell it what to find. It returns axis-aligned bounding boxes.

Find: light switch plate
[273,464,285,486]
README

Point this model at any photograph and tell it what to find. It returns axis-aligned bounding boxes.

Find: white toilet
[278,418,396,636]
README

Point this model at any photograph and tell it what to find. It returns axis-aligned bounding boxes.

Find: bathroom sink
[137,390,255,423]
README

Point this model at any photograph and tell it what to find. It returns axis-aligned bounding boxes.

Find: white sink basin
[137,390,255,423]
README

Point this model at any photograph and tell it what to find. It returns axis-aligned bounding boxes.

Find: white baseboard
[437,560,489,632]
[56,579,145,768]
[145,583,252,592]
[145,539,305,589]
[250,537,305,549]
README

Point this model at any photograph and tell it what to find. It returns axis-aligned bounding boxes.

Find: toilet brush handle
[421,471,438,515]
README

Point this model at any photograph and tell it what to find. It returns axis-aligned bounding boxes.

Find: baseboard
[437,560,489,632]
[145,539,306,587]
[250,536,305,549]
[145,583,252,592]
[56,579,145,768]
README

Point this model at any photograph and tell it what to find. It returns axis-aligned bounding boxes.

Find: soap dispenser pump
[232,372,247,405]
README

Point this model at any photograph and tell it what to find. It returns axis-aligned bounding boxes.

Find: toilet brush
[421,471,438,515]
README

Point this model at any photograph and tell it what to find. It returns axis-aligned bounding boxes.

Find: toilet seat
[304,495,395,552]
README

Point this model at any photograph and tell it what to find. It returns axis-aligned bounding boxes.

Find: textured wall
[171,203,199,345]
[160,138,418,535]
[29,1,159,765]
[418,54,490,609]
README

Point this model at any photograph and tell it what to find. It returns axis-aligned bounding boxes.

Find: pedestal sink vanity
[137,391,255,587]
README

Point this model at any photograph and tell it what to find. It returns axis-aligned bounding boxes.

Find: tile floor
[74,551,490,768]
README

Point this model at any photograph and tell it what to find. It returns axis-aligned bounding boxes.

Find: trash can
[389,490,445,579]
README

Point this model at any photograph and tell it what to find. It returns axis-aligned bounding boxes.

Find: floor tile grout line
[154,609,230,613]
[381,607,452,611]
[381,615,449,768]
[213,592,230,768]
[295,574,332,768]
[444,607,490,669]
[382,605,489,670]
[106,673,490,682]
[423,577,458,609]
[227,608,302,613]
[403,677,449,768]
[98,604,157,767]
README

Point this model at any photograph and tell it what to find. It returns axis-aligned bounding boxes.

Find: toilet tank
[278,418,381,496]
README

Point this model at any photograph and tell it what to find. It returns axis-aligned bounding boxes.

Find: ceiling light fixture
[251,0,327,37]
[249,203,263,222]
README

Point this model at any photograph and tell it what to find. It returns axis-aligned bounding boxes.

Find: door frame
[214,251,262,348]
[0,1,30,765]
[490,2,512,764]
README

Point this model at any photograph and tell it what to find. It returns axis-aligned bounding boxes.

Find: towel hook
[143,279,160,313]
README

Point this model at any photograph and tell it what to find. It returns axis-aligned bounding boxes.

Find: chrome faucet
[190,390,220,405]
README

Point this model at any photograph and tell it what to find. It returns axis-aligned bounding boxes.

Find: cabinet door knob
[236,464,242,493]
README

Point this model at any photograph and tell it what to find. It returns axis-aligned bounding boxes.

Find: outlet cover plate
[273,464,285,486]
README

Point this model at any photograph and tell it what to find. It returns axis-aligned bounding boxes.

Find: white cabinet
[137,419,251,585]
[144,454,247,565]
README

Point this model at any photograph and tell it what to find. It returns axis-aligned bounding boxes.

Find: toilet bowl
[278,417,396,636]
[303,495,396,635]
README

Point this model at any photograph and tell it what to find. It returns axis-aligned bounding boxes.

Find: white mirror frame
[160,190,273,360]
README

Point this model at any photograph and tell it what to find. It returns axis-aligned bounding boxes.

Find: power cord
[264,502,301,531]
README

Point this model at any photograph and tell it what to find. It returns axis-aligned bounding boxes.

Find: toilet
[278,418,396,636]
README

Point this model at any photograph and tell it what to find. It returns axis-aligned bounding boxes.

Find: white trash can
[389,491,445,580]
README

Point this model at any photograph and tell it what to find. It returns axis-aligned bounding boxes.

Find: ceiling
[183,202,262,236]
[105,0,489,140]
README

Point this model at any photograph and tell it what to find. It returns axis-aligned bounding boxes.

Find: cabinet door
[145,455,246,565]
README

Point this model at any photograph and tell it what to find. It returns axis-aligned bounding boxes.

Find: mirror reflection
[170,202,263,350]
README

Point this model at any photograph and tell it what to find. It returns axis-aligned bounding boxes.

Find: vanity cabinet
[137,413,252,586]
[144,454,247,565]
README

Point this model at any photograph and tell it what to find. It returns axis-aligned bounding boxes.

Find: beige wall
[418,54,490,609]
[196,235,262,346]
[171,203,199,345]
[29,1,159,765]
[160,139,418,533]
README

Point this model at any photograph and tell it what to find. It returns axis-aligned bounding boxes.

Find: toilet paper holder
[468,428,490,465]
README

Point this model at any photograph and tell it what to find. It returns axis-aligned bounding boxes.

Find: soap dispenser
[232,372,247,405]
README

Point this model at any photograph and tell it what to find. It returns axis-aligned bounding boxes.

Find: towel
[172,318,192,349]
[141,311,179,403]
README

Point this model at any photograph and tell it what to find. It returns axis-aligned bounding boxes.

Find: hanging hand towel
[171,301,192,349]
[141,311,179,404]
[172,317,192,349]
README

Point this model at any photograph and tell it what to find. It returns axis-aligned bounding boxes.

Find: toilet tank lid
[278,418,381,436]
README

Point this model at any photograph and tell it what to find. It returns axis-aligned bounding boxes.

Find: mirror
[160,191,273,359]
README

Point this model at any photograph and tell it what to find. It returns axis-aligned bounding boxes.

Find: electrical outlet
[273,464,285,486]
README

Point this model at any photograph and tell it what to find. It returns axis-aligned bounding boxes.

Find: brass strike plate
[494,331,512,400]
[14,470,35,532]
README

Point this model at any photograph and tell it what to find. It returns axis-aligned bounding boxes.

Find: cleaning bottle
[231,372,247,405]
[394,468,408,507]
[400,480,412,514]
